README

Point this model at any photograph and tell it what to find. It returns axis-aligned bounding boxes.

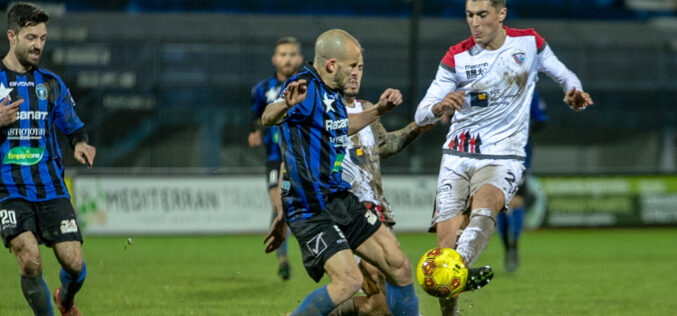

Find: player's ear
[6,30,15,44]
[326,58,337,73]
[499,7,507,23]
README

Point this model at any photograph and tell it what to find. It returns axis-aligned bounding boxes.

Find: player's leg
[354,225,418,315]
[2,199,53,316]
[503,193,524,272]
[35,199,84,315]
[356,259,389,315]
[266,161,290,280]
[455,162,523,267]
[431,157,472,316]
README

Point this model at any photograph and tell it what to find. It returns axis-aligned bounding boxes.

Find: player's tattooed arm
[362,101,432,159]
[262,80,307,126]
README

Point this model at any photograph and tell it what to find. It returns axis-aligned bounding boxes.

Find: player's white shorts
[431,154,525,226]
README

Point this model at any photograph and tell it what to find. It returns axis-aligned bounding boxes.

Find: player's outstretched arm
[378,122,433,159]
[347,88,402,135]
[261,80,308,127]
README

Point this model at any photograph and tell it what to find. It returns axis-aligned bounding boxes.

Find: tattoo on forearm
[379,122,422,159]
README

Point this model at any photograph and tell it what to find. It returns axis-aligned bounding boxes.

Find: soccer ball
[416,248,468,298]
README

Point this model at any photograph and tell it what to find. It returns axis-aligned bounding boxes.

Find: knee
[338,271,364,295]
[386,254,412,285]
[62,257,83,275]
[13,248,42,277]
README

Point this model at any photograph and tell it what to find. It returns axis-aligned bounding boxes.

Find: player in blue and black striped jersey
[248,36,302,281]
[0,3,95,316]
[262,29,419,316]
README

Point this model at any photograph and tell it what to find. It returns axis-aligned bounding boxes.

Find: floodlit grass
[1,229,675,315]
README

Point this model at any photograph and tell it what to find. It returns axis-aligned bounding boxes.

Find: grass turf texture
[1,229,675,315]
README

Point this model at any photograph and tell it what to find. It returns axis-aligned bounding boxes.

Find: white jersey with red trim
[415,26,582,159]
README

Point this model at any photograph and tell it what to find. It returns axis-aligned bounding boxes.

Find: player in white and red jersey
[414,0,593,314]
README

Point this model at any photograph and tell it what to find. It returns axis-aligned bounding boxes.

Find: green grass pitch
[1,229,676,315]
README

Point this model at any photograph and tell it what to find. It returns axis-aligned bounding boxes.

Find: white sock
[456,208,496,266]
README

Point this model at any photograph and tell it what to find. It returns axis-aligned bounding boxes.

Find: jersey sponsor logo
[17,111,49,120]
[35,84,48,101]
[512,50,526,65]
[470,92,489,108]
[306,231,328,257]
[325,118,348,131]
[3,146,44,165]
[330,135,349,147]
[7,128,46,140]
[464,62,488,80]
[60,219,78,234]
[9,81,35,87]
[332,153,345,172]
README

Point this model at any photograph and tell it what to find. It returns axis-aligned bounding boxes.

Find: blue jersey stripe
[33,72,57,199]
[15,75,37,201]
[0,72,17,199]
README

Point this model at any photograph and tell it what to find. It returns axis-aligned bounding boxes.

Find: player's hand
[0,98,22,127]
[248,130,262,148]
[283,79,308,108]
[74,142,96,168]
[564,87,593,111]
[264,215,287,254]
[432,91,464,117]
[375,88,402,114]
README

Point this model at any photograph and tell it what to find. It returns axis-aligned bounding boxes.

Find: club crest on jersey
[35,84,48,101]
[512,50,526,65]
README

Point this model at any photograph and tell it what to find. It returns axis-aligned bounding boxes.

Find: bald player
[262,29,419,316]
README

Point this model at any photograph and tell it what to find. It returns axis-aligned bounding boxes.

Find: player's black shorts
[0,198,82,248]
[265,160,282,189]
[288,190,382,282]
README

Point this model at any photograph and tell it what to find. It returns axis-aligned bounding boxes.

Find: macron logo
[306,232,327,257]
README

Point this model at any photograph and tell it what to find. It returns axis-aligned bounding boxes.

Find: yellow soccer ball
[416,248,468,298]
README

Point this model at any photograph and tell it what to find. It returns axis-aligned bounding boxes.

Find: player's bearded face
[342,57,363,97]
[12,24,47,68]
[273,44,302,77]
[465,1,506,46]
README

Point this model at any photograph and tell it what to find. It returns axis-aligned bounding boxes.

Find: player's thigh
[9,231,42,276]
[354,225,410,285]
[432,156,471,229]
[324,249,363,289]
[358,259,384,296]
[470,161,524,213]
[53,241,83,273]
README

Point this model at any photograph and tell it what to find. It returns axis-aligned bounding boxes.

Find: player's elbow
[261,113,275,127]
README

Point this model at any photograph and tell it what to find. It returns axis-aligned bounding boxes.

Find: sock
[385,282,419,316]
[509,207,524,246]
[439,296,459,316]
[59,261,87,308]
[327,297,357,316]
[456,208,496,266]
[290,285,336,316]
[20,273,53,316]
[496,210,510,249]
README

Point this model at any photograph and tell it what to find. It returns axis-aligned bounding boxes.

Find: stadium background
[0,1,676,315]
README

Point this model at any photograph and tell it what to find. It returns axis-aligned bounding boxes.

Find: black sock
[20,273,53,316]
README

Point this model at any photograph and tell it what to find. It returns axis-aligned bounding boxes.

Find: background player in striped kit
[262,29,419,316]
[414,0,593,314]
[327,54,432,316]
[0,3,95,316]
[248,36,302,280]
